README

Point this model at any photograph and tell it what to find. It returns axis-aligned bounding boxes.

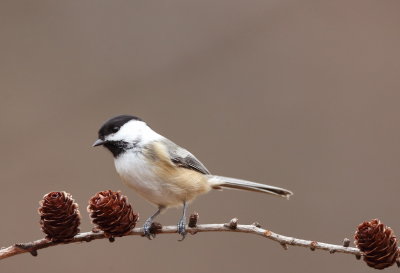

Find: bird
[93,115,293,240]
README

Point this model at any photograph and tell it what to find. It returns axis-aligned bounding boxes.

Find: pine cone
[38,191,81,242]
[355,219,399,269]
[87,190,139,238]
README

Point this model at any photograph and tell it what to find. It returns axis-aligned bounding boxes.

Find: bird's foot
[177,218,187,241]
[143,219,156,240]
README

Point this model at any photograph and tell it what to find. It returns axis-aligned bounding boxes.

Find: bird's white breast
[114,151,171,206]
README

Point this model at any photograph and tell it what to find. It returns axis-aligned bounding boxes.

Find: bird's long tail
[208,175,293,199]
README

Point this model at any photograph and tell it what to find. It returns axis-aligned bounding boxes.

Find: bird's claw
[143,220,156,240]
[177,219,187,241]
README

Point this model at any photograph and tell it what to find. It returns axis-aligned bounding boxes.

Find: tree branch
[0,220,365,261]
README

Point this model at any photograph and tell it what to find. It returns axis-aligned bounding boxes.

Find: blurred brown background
[1,0,400,272]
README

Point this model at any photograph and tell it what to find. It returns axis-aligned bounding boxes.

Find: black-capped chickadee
[93,115,293,240]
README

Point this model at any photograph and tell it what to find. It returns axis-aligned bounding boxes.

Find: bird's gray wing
[164,139,211,175]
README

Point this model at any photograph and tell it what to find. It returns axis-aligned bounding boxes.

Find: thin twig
[0,222,363,260]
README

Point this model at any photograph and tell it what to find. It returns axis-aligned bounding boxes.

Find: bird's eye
[111,126,120,133]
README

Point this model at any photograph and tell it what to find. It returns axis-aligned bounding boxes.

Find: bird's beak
[92,139,106,147]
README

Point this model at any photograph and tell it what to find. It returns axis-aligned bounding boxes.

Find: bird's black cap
[98,115,142,139]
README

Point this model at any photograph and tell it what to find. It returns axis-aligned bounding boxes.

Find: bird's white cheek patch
[107,120,163,145]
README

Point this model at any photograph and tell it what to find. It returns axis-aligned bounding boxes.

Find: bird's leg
[143,206,164,239]
[177,201,188,241]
